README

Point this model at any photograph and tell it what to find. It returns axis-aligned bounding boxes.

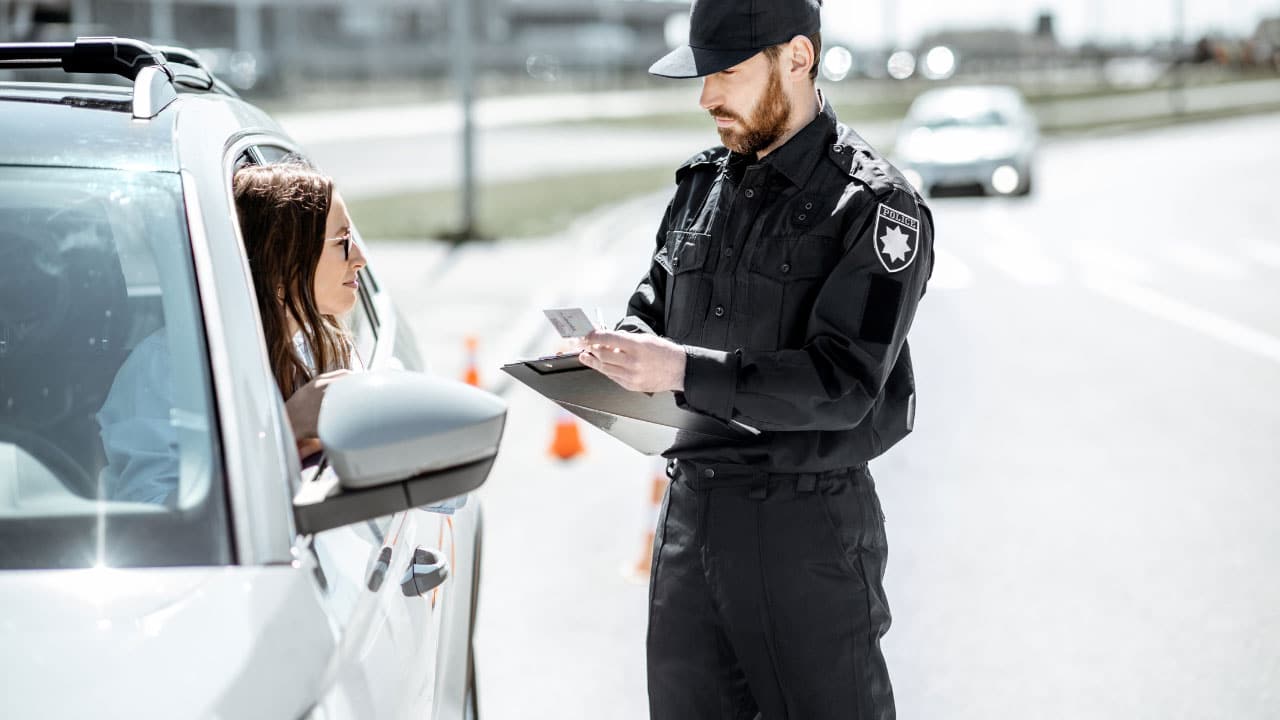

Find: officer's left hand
[580,330,686,393]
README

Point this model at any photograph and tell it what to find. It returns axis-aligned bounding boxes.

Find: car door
[339,240,452,717]
[233,141,449,717]
[345,223,454,716]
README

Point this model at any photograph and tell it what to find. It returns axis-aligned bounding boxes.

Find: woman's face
[314,191,366,316]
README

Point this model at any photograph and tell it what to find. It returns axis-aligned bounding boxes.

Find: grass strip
[349,165,674,241]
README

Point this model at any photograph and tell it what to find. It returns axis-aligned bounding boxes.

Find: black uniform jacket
[619,99,934,473]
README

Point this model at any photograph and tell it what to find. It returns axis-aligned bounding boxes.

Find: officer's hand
[285,369,353,441]
[579,330,686,393]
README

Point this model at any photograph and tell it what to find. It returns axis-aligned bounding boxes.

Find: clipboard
[501,352,758,456]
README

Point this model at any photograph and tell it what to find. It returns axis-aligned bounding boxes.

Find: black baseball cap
[649,0,823,79]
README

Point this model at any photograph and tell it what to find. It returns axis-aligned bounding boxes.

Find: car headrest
[0,204,129,429]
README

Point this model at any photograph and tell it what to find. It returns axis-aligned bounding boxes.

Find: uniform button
[714,305,725,317]
[671,257,679,268]
[744,189,755,198]
[798,214,807,222]
[724,247,733,257]
[833,144,844,153]
[781,263,791,274]
[703,468,716,479]
[804,202,814,210]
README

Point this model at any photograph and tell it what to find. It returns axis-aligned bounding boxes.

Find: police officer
[578,1,933,718]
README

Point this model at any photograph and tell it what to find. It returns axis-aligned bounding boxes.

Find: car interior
[0,182,187,508]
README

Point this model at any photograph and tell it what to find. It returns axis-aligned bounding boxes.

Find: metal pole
[71,0,91,34]
[1171,0,1186,115]
[882,0,897,52]
[151,0,175,44]
[450,0,478,240]
[1091,0,1106,86]
[0,1,10,43]
[235,0,261,55]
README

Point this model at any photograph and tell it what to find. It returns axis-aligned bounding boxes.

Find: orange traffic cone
[462,336,481,387]
[548,407,586,461]
[628,458,669,581]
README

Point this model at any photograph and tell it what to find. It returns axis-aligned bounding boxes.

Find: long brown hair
[233,163,352,396]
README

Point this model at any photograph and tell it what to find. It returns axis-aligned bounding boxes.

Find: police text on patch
[877,204,918,232]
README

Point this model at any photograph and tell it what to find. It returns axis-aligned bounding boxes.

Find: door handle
[367,546,393,593]
[401,547,450,597]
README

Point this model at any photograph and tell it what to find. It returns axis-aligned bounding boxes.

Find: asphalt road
[374,113,1280,719]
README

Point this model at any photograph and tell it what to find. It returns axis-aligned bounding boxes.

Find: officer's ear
[783,35,817,83]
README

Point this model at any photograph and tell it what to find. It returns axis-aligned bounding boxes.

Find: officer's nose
[699,77,722,113]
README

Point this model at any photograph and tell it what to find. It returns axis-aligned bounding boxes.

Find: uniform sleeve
[615,198,675,336]
[680,187,933,432]
[96,332,180,506]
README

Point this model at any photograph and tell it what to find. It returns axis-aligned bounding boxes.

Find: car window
[233,150,256,172]
[243,145,377,363]
[0,167,230,570]
[255,145,294,165]
[916,109,1011,130]
[349,273,378,365]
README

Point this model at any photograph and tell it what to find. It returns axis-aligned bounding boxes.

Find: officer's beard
[713,67,792,157]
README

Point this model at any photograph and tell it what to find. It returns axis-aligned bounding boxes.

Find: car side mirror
[292,371,506,536]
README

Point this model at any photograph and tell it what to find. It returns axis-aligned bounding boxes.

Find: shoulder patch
[873,202,921,274]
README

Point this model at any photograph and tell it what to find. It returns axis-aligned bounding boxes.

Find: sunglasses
[331,232,353,261]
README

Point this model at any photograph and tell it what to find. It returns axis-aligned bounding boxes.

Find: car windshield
[915,108,1012,130]
[0,167,230,570]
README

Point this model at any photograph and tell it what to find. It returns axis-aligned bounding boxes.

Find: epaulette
[827,124,910,199]
[675,146,729,183]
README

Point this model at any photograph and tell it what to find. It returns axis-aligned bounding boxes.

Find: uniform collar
[762,90,837,188]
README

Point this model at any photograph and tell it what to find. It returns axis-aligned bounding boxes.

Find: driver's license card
[543,308,598,338]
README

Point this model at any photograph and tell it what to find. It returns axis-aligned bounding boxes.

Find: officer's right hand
[285,369,353,442]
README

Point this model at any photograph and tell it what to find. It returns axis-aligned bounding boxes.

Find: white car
[893,84,1039,197]
[0,37,501,720]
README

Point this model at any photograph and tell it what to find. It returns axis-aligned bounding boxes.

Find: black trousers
[647,460,895,720]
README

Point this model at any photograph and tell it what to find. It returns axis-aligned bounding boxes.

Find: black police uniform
[617,97,934,719]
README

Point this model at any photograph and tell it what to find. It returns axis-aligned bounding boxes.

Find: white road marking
[1084,273,1280,366]
[929,246,974,290]
[1164,243,1248,279]
[1072,243,1154,283]
[977,205,1066,286]
[1245,242,1280,269]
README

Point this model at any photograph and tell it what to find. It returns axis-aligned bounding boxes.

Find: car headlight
[991,165,1021,194]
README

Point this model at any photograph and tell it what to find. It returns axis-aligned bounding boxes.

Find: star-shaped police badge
[873,203,920,273]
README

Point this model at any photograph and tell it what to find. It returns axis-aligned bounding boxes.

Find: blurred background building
[3,0,1277,98]
[0,0,686,93]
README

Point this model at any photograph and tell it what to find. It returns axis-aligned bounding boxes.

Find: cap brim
[648,45,762,79]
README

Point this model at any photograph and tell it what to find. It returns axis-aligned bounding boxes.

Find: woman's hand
[285,369,353,442]
[296,437,324,463]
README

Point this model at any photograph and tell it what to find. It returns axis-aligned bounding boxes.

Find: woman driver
[232,162,366,461]
[97,162,366,504]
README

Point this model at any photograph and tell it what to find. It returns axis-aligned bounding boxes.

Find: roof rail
[0,36,238,117]
[153,45,205,72]
[155,45,241,98]
[0,36,164,81]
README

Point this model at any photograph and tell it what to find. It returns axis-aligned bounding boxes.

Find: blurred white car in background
[893,85,1039,197]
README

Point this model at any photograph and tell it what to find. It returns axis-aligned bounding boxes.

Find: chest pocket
[746,235,843,350]
[657,230,711,340]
